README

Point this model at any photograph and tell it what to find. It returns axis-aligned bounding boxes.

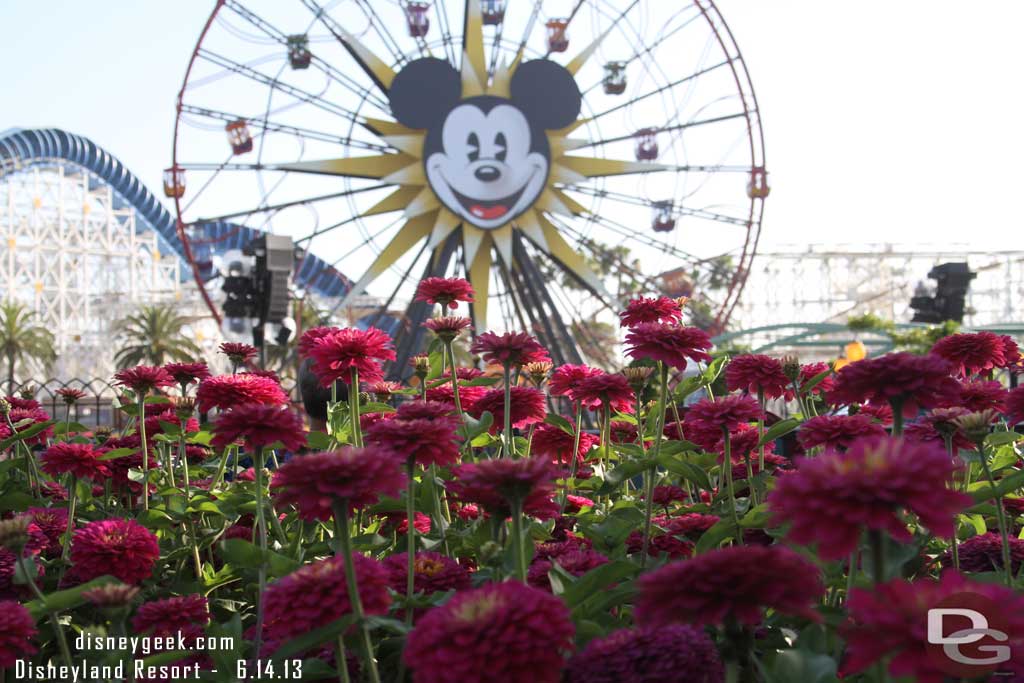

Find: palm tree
[0,301,56,392]
[113,304,203,368]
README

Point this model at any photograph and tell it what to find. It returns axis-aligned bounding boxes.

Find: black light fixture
[910,262,976,324]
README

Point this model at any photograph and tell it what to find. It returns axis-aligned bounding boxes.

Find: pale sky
[2,0,1021,252]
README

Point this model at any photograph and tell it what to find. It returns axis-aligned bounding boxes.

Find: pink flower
[382,551,471,594]
[930,331,1006,378]
[768,436,971,559]
[470,331,550,367]
[113,365,175,394]
[619,296,684,328]
[468,386,547,433]
[70,519,159,584]
[296,326,336,358]
[725,354,793,400]
[799,362,834,395]
[218,342,258,365]
[0,600,37,667]
[548,364,602,401]
[56,387,86,404]
[403,581,574,683]
[271,446,405,520]
[625,323,713,369]
[306,327,396,386]
[40,443,110,481]
[162,362,211,387]
[530,424,599,467]
[797,414,887,452]
[904,408,974,451]
[423,315,473,340]
[635,545,823,627]
[938,532,1024,573]
[565,624,724,683]
[448,457,558,520]
[573,372,635,413]
[365,401,461,467]
[195,374,288,413]
[951,379,1008,412]
[528,548,608,592]
[415,277,475,309]
[211,404,306,451]
[827,352,960,415]
[685,394,761,434]
[1005,386,1024,425]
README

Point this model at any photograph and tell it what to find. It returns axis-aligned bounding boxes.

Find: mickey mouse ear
[510,60,582,130]
[388,57,462,129]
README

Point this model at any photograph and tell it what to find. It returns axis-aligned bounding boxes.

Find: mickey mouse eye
[467,132,480,162]
[495,132,507,162]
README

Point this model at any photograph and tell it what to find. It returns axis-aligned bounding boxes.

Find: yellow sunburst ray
[550,188,589,215]
[361,186,422,217]
[427,208,461,249]
[550,163,588,185]
[515,211,549,253]
[490,59,512,97]
[536,189,573,218]
[491,223,514,268]
[559,156,671,178]
[461,221,488,268]
[405,186,441,218]
[566,23,615,75]
[334,25,396,92]
[461,50,486,97]
[537,214,614,303]
[462,0,488,89]
[336,212,436,310]
[364,118,417,137]
[467,233,492,330]
[549,136,589,157]
[277,154,414,179]
[382,162,426,185]
[381,135,424,158]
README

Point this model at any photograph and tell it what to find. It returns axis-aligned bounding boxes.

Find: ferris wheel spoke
[196,48,366,124]
[574,111,747,150]
[193,183,390,224]
[220,0,390,111]
[562,185,749,227]
[510,0,544,67]
[432,0,459,65]
[354,0,409,67]
[300,0,397,95]
[584,59,730,123]
[552,212,700,265]
[179,104,388,152]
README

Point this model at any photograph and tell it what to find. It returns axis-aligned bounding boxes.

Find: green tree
[0,301,56,392]
[113,304,203,368]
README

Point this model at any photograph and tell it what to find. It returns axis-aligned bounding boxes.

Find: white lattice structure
[1,164,190,378]
[732,243,1024,331]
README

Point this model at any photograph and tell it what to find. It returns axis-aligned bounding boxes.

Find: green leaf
[544,414,576,435]
[359,402,396,416]
[758,418,800,448]
[425,349,445,381]
[767,649,838,683]
[25,575,120,618]
[461,411,493,442]
[597,459,652,494]
[656,455,712,491]
[305,430,331,450]
[99,447,136,461]
[0,492,36,513]
[0,420,56,451]
[702,355,728,384]
[799,369,832,397]
[987,431,1023,447]
[970,468,1024,502]
[740,503,770,529]
[695,518,739,554]
[219,538,300,577]
[561,560,639,608]
[52,422,89,436]
[269,614,358,662]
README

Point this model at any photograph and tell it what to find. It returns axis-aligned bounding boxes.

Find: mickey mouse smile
[443,167,538,222]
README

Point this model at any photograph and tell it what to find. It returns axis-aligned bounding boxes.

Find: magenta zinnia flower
[938,532,1024,574]
[425,382,487,413]
[56,387,86,404]
[382,551,471,595]
[468,385,547,433]
[211,404,306,451]
[163,362,210,387]
[422,315,472,340]
[528,548,608,592]
[262,554,391,655]
[950,379,1007,412]
[0,600,37,667]
[625,323,713,369]
[40,443,110,481]
[768,437,971,559]
[548,364,602,401]
[113,365,175,394]
[573,372,635,413]
[797,414,887,452]
[296,326,336,358]
[565,624,724,683]
[1005,386,1024,425]
[403,581,574,683]
[619,296,684,328]
[530,423,599,467]
[725,354,793,400]
[930,331,1006,378]
[415,277,475,309]
[448,457,557,519]
[218,341,258,366]
[470,331,550,367]
[840,572,1024,683]
[636,545,822,627]
[70,519,159,584]
[132,594,209,644]
[904,407,973,451]
[195,373,288,413]
[307,326,396,386]
[25,507,67,556]
[365,402,461,467]
[0,407,53,446]
[685,394,760,434]
[271,446,405,520]
[827,352,960,415]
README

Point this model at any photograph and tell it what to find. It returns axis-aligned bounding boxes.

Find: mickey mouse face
[388,58,582,231]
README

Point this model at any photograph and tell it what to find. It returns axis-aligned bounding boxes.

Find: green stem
[509,497,528,582]
[979,447,1013,587]
[179,424,202,579]
[405,459,417,627]
[868,530,886,584]
[18,554,74,670]
[211,445,232,490]
[59,473,77,581]
[429,464,450,557]
[349,368,362,448]
[332,501,382,683]
[559,405,584,514]
[722,429,743,546]
[941,433,960,572]
[756,388,766,503]
[641,364,669,567]
[846,551,857,601]
[137,394,150,510]
[502,363,513,457]
[336,634,351,683]
[445,341,465,421]
[252,447,268,661]
[889,397,904,437]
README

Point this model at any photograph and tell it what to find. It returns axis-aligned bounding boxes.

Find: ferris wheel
[169,0,767,368]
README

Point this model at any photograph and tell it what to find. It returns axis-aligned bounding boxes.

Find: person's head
[298,358,345,432]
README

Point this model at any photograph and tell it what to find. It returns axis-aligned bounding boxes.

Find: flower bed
[0,283,1023,682]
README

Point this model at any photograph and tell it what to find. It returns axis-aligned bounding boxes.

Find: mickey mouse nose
[474,165,501,183]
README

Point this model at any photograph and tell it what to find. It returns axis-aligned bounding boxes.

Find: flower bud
[0,398,9,416]
[622,366,654,391]
[0,516,31,552]
[953,409,998,446]
[174,396,197,421]
[410,354,431,379]
[82,583,140,613]
[523,361,553,387]
[18,386,36,400]
[781,355,801,383]
[478,541,503,566]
